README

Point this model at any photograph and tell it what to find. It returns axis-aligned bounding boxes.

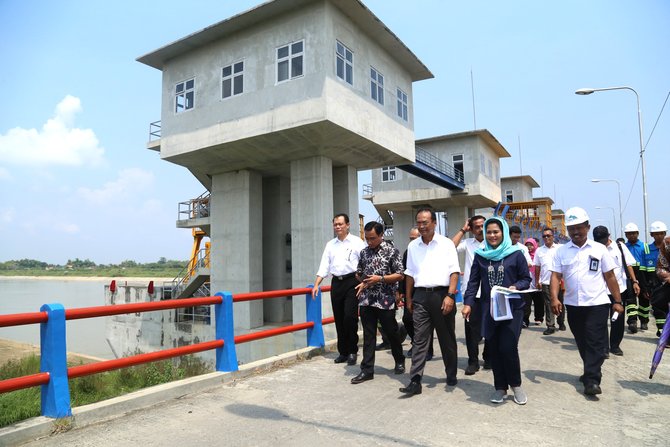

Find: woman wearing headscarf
[523,237,545,327]
[462,217,531,405]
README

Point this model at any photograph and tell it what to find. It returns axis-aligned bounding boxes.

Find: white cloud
[56,222,80,234]
[77,168,155,204]
[0,95,105,167]
[0,207,15,224]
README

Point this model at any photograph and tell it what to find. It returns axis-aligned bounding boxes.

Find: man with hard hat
[624,222,650,333]
[549,207,624,396]
[644,221,668,336]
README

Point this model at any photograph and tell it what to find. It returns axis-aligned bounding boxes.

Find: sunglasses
[542,234,553,238]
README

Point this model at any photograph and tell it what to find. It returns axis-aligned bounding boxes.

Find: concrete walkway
[6,314,670,446]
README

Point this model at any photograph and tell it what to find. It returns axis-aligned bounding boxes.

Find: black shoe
[657,329,662,338]
[640,322,648,331]
[543,327,556,335]
[399,381,422,395]
[628,323,638,334]
[347,354,357,365]
[578,375,585,384]
[426,352,434,361]
[483,360,492,370]
[406,347,413,358]
[334,354,347,364]
[610,347,624,356]
[375,342,390,351]
[465,363,479,375]
[584,383,602,395]
[603,352,610,359]
[558,324,566,331]
[350,371,373,384]
[394,363,406,374]
[446,377,458,386]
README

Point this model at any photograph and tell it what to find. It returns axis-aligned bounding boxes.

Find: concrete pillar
[445,206,469,237]
[333,165,360,238]
[262,176,292,323]
[290,156,333,323]
[211,170,263,330]
[389,210,416,255]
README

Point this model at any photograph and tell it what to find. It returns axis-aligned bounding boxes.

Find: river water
[0,278,118,359]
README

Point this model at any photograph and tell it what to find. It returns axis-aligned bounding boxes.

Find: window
[336,41,353,85]
[381,166,396,182]
[480,154,486,173]
[452,154,464,174]
[370,67,384,105]
[397,88,408,121]
[277,40,304,83]
[222,61,244,98]
[488,159,493,178]
[175,78,195,113]
[505,190,514,202]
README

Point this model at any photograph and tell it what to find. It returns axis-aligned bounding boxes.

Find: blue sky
[1,0,668,264]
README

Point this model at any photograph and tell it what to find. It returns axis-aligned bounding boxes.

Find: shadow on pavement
[618,379,670,396]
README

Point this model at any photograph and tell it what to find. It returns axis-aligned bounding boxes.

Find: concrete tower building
[137,0,433,330]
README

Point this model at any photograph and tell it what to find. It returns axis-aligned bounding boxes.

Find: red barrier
[0,311,48,328]
[234,322,314,344]
[68,340,223,379]
[322,316,335,325]
[0,372,50,394]
[66,296,222,320]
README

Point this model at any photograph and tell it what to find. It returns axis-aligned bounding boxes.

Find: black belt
[333,272,356,281]
[415,286,448,292]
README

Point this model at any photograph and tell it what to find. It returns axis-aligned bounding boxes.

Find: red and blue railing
[0,285,333,419]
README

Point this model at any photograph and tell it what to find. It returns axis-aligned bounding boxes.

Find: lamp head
[575,88,595,95]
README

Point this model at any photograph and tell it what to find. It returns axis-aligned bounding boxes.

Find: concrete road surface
[8,313,670,446]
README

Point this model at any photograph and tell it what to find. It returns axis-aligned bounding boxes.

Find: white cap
[624,222,639,233]
[565,207,589,226]
[650,221,668,233]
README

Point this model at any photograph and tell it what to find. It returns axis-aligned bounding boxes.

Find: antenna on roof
[518,134,522,175]
[470,68,477,130]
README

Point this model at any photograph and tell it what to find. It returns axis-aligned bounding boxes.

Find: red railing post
[40,303,72,418]
[306,284,324,347]
[215,292,238,372]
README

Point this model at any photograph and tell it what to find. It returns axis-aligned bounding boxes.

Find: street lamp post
[575,86,648,242]
[592,179,623,237]
[595,206,617,237]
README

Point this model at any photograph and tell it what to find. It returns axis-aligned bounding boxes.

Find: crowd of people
[313,208,670,404]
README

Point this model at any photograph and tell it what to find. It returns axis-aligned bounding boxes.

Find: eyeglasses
[542,234,553,238]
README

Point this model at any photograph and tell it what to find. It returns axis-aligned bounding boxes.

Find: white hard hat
[564,207,589,226]
[650,221,668,233]
[624,222,639,233]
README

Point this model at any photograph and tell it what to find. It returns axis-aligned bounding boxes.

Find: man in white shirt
[550,207,624,396]
[592,226,640,356]
[452,215,489,375]
[312,213,366,366]
[400,207,461,396]
[535,227,565,334]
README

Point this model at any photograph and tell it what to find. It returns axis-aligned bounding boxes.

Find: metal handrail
[414,145,465,183]
[167,248,210,298]
[149,121,161,141]
[178,191,211,221]
[362,183,373,195]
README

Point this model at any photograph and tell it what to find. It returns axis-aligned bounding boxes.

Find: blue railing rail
[149,121,161,141]
[414,145,465,184]
[0,285,333,419]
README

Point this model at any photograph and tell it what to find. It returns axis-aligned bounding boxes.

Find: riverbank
[0,339,104,366]
[0,276,173,283]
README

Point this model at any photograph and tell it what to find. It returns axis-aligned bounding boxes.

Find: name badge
[589,257,599,272]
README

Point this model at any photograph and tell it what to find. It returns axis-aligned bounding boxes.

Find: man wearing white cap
[624,222,650,333]
[549,207,624,396]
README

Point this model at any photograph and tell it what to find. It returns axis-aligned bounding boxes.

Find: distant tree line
[0,258,187,271]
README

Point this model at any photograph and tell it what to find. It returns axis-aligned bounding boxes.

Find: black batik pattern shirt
[356,241,404,309]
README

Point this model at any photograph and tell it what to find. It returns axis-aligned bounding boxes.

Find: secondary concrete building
[137,0,432,330]
[364,129,511,255]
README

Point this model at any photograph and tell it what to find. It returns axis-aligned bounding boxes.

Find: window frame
[222,60,245,99]
[381,166,397,182]
[276,39,305,84]
[370,66,384,106]
[505,189,514,202]
[335,40,353,85]
[452,154,464,177]
[396,87,408,121]
[175,78,195,114]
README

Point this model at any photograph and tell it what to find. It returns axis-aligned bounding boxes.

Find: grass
[0,354,212,428]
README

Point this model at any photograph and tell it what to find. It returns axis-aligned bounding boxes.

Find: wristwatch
[447,292,456,299]
[612,301,622,306]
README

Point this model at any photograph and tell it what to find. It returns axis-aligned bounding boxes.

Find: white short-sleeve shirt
[605,241,636,293]
[316,233,366,278]
[534,243,561,285]
[457,238,484,297]
[405,233,460,288]
[550,239,616,306]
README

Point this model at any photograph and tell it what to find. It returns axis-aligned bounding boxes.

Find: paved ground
[9,315,670,446]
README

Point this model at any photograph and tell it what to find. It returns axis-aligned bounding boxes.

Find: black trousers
[609,290,629,350]
[567,303,609,386]
[489,306,524,391]
[465,298,488,365]
[523,291,545,324]
[402,301,434,356]
[331,275,359,356]
[409,289,457,381]
[651,283,670,329]
[360,306,405,374]
[627,266,650,324]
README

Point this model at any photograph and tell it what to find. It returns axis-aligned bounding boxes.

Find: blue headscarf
[474,217,521,261]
